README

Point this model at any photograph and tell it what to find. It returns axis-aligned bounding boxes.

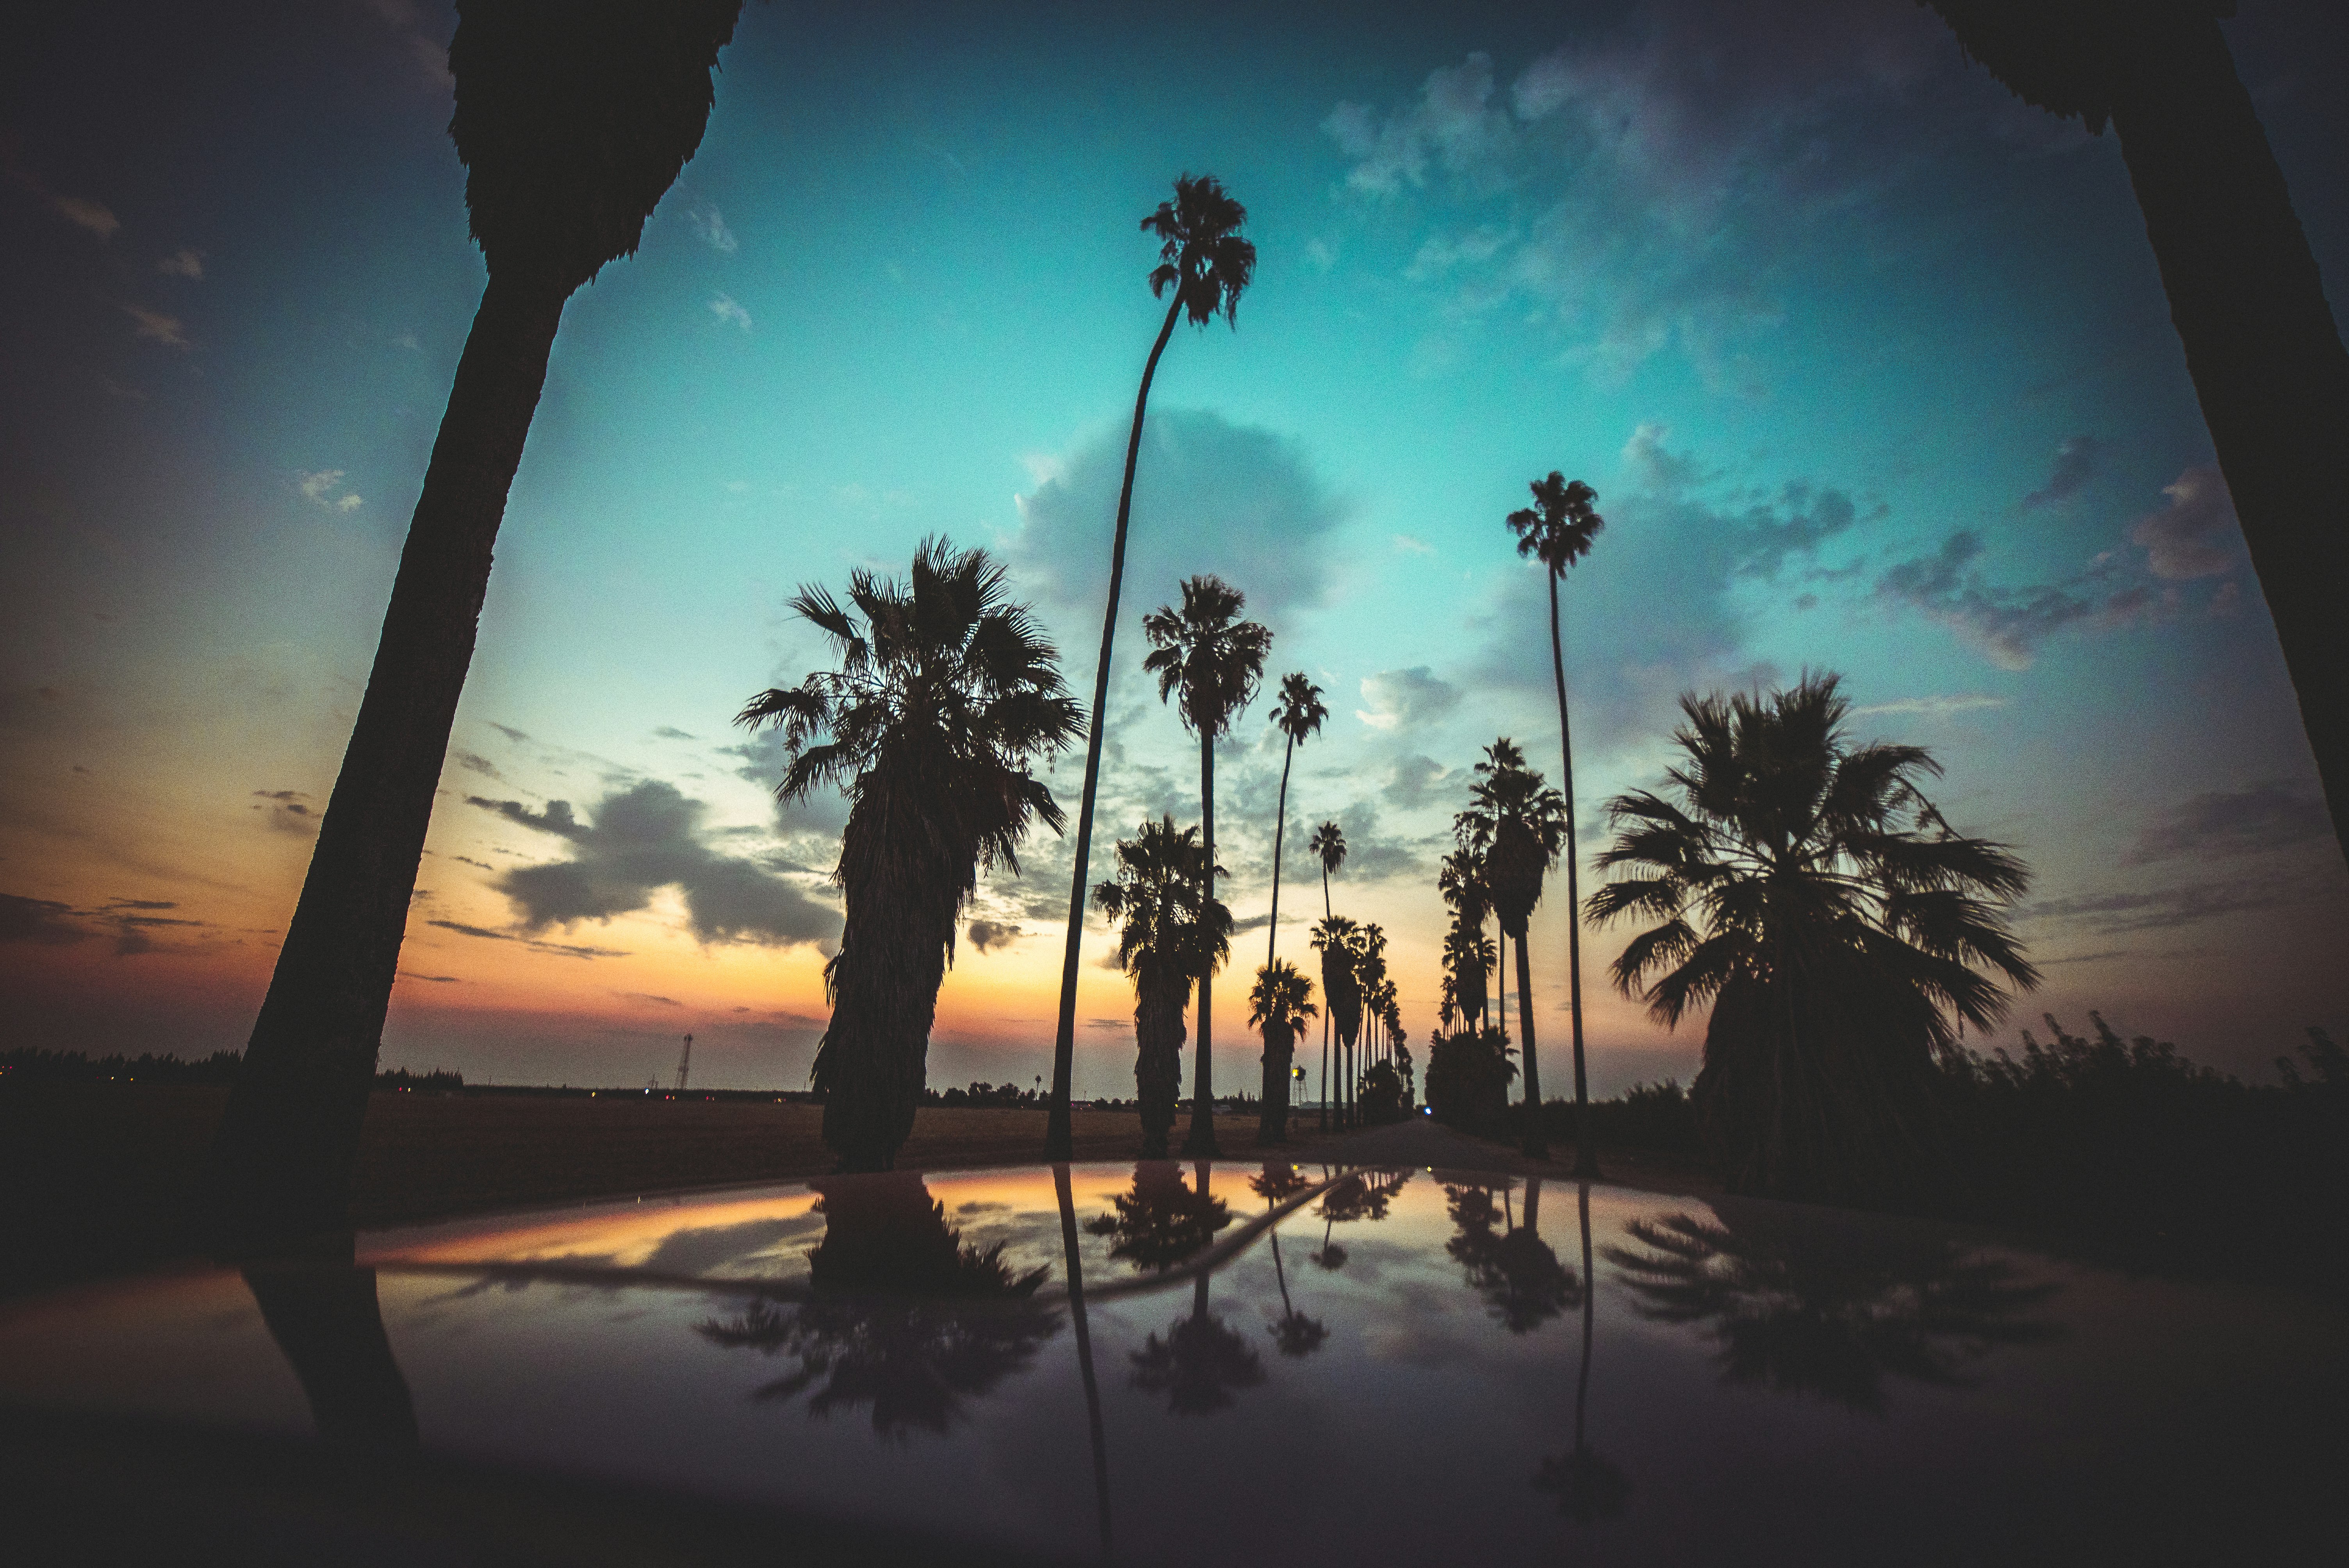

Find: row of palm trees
[211,4,2347,1238]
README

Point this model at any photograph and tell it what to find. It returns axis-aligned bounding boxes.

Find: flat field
[0,1083,1334,1297]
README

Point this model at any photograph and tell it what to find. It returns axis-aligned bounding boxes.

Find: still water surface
[2,1161,2340,1564]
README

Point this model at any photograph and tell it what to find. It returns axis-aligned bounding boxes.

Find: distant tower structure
[674,1033,694,1093]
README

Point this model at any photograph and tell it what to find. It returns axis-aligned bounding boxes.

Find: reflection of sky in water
[3,1163,2343,1565]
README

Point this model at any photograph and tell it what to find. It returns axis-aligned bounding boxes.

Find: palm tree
[1143,575,1273,1157]
[1249,958,1316,1144]
[1262,673,1328,974]
[207,0,747,1247]
[1921,3,2349,873]
[1442,918,1496,1036]
[1456,739,1569,1160]
[1094,816,1231,1157]
[1440,846,1495,1032]
[1509,472,1607,1178]
[1533,1180,1631,1522]
[1047,176,1259,1160]
[1311,915,1362,1130]
[1586,673,2040,1201]
[1308,820,1347,1128]
[736,540,1082,1171]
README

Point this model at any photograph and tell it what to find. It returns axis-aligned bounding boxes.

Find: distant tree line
[2,1048,467,1093]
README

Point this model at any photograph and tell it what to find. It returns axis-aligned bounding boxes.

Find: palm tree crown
[451,0,745,294]
[1249,959,1318,1038]
[738,539,1081,1168]
[1142,576,1274,739]
[1309,821,1347,907]
[1270,672,1329,749]
[1587,673,2039,1197]
[1145,174,1258,329]
[1094,816,1231,993]
[1507,472,1605,576]
[1456,739,1568,938]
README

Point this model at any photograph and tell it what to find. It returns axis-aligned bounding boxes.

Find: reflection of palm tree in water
[243,1254,419,1454]
[1308,1167,1410,1272]
[1444,1177,1578,1335]
[1055,1164,1113,1564]
[1604,1203,2061,1416]
[1127,1164,1265,1414]
[697,1172,1058,1438]
[1252,1163,1327,1357]
[1085,1160,1231,1273]
[1533,1181,1630,1522]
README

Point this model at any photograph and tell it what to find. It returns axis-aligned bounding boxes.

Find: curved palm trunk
[243,1253,418,1453]
[1549,572,1595,1174]
[1515,921,1547,1158]
[818,846,953,1172]
[207,272,569,1247]
[1054,1164,1113,1563]
[1048,295,1189,1159]
[1183,730,1220,1156]
[1319,865,1332,1133]
[2108,18,2349,871]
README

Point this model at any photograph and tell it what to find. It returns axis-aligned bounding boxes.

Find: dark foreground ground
[0,1083,1715,1299]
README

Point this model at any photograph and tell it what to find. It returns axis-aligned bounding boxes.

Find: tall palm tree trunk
[208,272,569,1247]
[1055,1164,1113,1562]
[2107,15,2349,870]
[1515,923,1546,1157]
[1048,293,1187,1159]
[1183,730,1220,1156]
[1548,572,1593,1172]
[1267,734,1294,971]
[1319,865,1331,1132]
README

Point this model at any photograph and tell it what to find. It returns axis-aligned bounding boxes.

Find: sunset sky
[6,1,2345,1098]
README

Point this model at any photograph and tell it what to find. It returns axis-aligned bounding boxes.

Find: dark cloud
[2025,879,2300,935]
[1875,531,2161,671]
[1357,667,1461,734]
[622,992,682,1007]
[399,971,461,984]
[1729,482,1868,581]
[252,788,317,836]
[488,723,530,744]
[2127,783,2332,866]
[652,726,697,741]
[2020,435,2099,511]
[1383,754,1454,811]
[964,919,1024,954]
[451,749,502,779]
[424,918,630,961]
[472,779,836,949]
[2128,465,2237,581]
[1,893,89,946]
[1009,408,1352,621]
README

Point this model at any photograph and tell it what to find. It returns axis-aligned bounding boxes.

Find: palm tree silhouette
[1093,815,1231,1158]
[1508,473,1606,1177]
[1921,3,2349,873]
[697,1172,1058,1437]
[1311,914,1362,1130]
[1262,674,1329,973]
[208,1,746,1246]
[736,540,1082,1171]
[1439,846,1495,1033]
[1129,1165,1267,1418]
[1053,1164,1114,1561]
[1046,176,1258,1160]
[1308,821,1347,1129]
[1249,958,1317,1144]
[1444,1178,1579,1335]
[1250,1164,1329,1359]
[1587,673,2039,1200]
[1143,575,1273,1158]
[1456,739,1569,1159]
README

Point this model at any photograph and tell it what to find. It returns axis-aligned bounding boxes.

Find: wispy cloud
[2126,782,2331,866]
[689,205,738,253]
[1875,531,2160,671]
[53,195,120,239]
[155,248,205,280]
[1849,694,2007,720]
[2129,465,2237,581]
[709,292,752,332]
[1357,666,1461,733]
[296,469,362,511]
[2019,435,2098,511]
[424,918,629,961]
[121,304,189,349]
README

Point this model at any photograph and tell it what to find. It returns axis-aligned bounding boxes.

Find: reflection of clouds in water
[638,1212,826,1276]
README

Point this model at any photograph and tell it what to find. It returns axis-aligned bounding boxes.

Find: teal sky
[6,1,2345,1097]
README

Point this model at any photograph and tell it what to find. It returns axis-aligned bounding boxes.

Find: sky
[5,0,2346,1099]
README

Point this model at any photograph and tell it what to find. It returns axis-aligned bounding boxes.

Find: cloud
[122,304,189,349]
[2127,783,2332,866]
[1357,667,1461,733]
[361,0,453,92]
[1620,422,1702,494]
[1383,754,1454,810]
[1009,409,1353,620]
[399,971,460,983]
[472,779,836,948]
[424,919,629,961]
[1728,482,1867,581]
[2128,465,2237,581]
[689,205,738,253]
[1393,534,1436,556]
[709,292,752,332]
[2020,435,2098,511]
[1,893,91,946]
[252,788,319,836]
[296,469,362,511]
[156,248,205,280]
[652,725,697,741]
[965,919,1024,954]
[622,992,682,1007]
[1849,694,2008,720]
[53,195,120,239]
[2025,879,2299,935]
[1875,531,2156,670]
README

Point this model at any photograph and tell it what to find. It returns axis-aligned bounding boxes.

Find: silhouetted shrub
[1426,1027,1513,1130]
[1358,1061,1412,1124]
